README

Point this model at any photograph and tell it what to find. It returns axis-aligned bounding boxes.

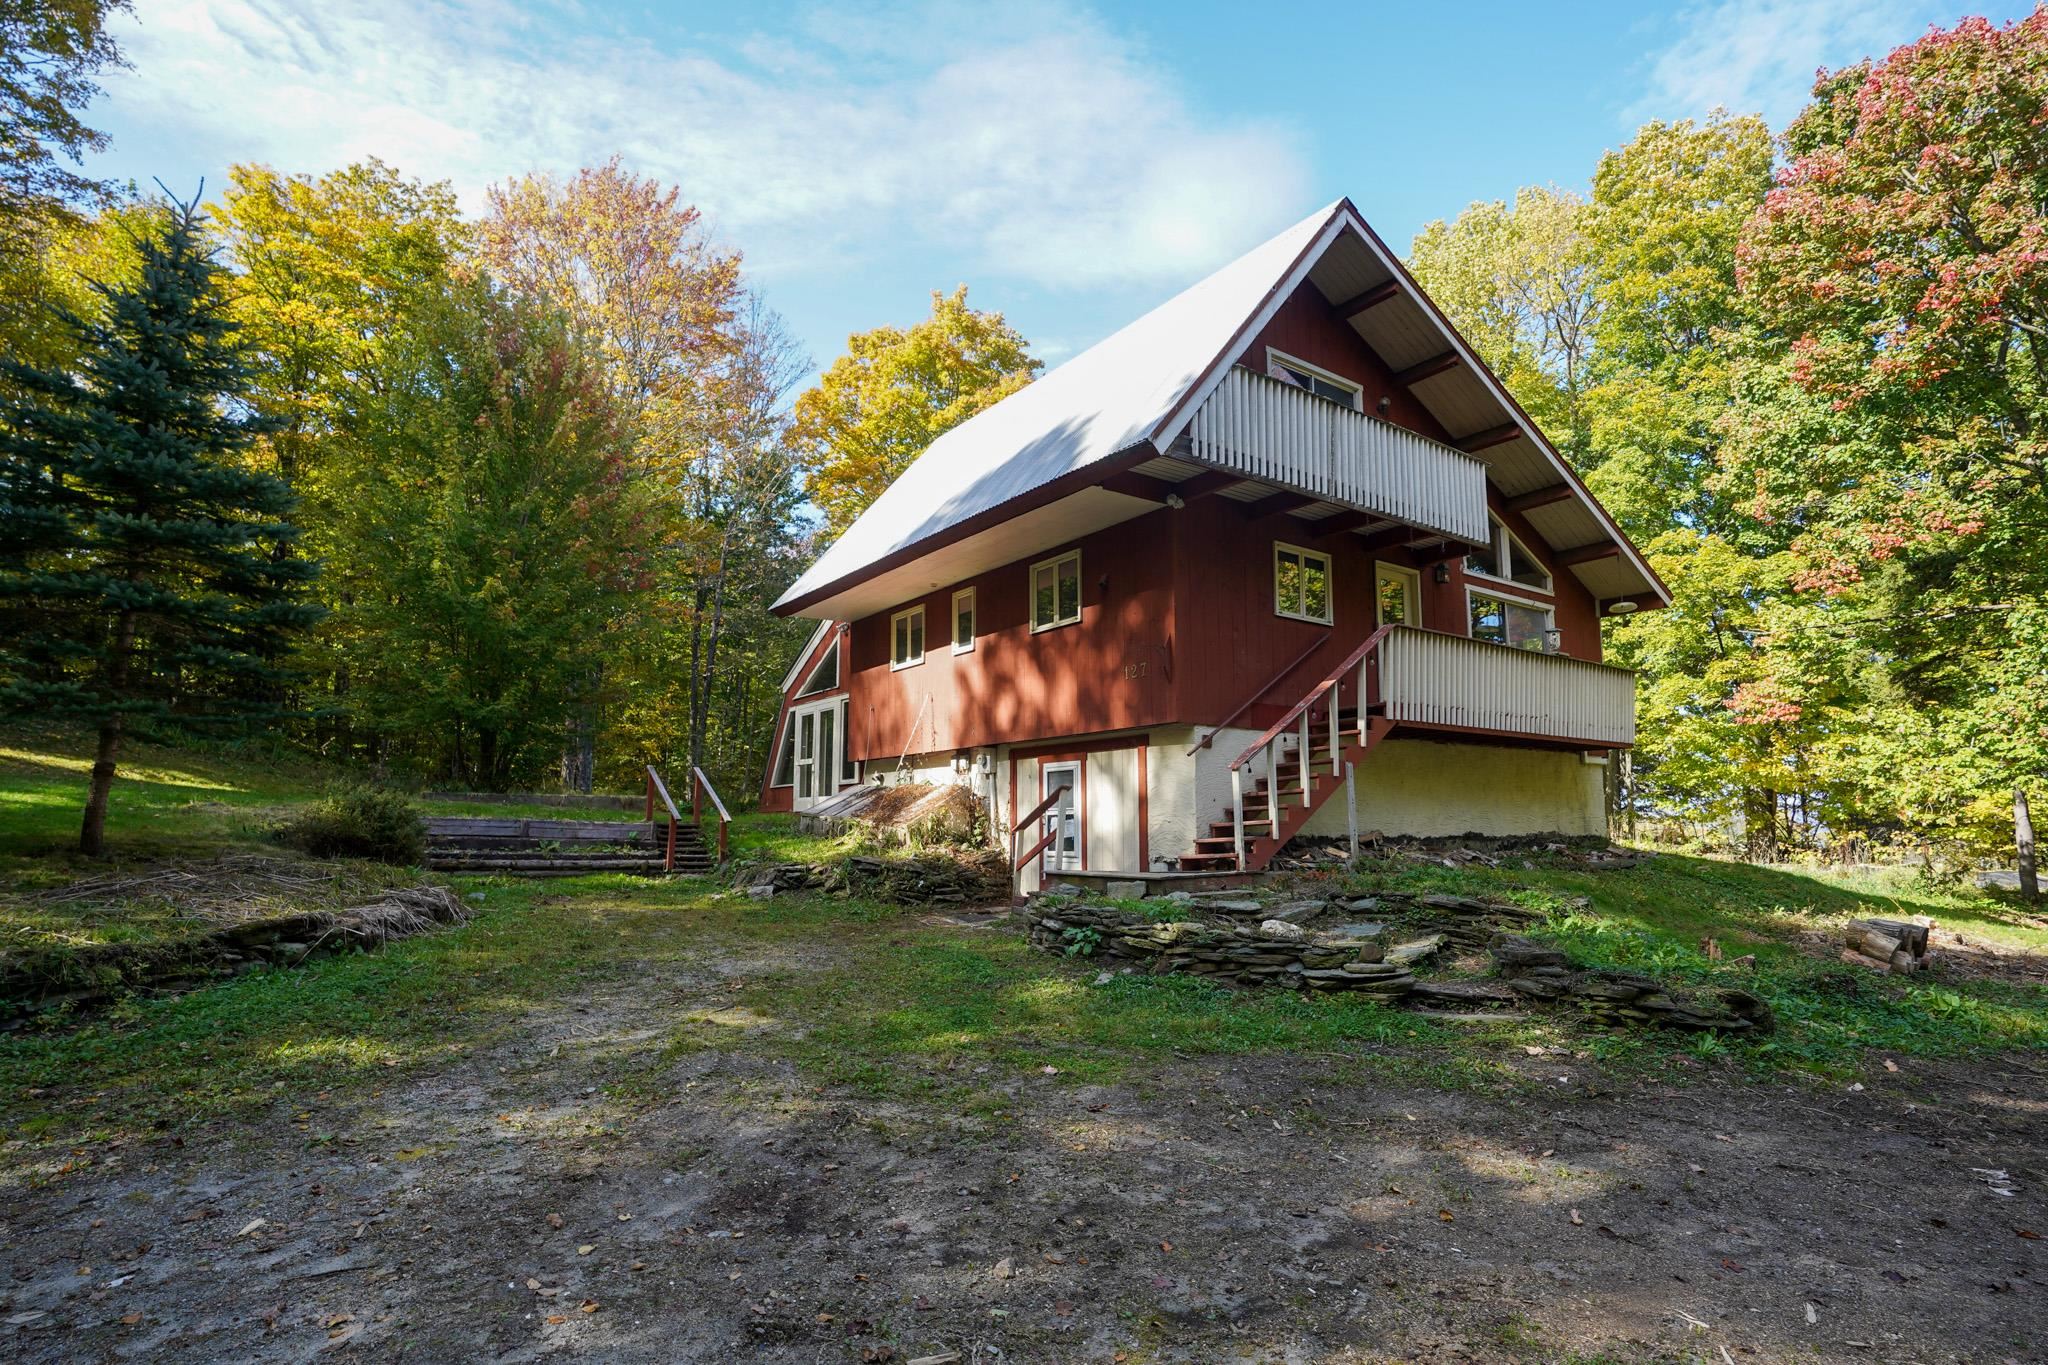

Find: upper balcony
[1186,366,1491,546]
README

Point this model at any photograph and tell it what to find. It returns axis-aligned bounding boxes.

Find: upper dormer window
[1466,514,1552,592]
[1266,349,1362,411]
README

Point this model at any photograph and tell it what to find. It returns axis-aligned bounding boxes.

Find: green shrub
[282,787,426,864]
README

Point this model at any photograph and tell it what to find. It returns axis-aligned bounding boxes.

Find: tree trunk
[79,716,124,857]
[79,606,138,857]
[1743,788,1779,863]
[2019,786,2039,904]
[693,544,731,778]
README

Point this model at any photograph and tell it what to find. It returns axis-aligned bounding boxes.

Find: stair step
[427,854,688,874]
[1176,852,1239,870]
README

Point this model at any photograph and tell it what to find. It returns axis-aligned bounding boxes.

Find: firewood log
[1844,921,1902,961]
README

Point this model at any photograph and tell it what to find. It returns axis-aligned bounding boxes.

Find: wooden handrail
[1186,631,1331,756]
[645,765,682,871]
[691,765,732,864]
[1014,826,1060,872]
[1008,786,1069,887]
[1011,788,1063,836]
[1229,626,1394,772]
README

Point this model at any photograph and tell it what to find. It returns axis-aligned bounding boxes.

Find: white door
[791,699,841,811]
[1042,763,1080,872]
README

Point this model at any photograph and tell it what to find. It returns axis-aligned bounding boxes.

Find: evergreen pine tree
[0,193,321,854]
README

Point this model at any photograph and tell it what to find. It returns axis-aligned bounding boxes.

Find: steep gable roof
[776,199,1668,619]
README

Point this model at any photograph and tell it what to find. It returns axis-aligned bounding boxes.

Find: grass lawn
[2,728,2044,1160]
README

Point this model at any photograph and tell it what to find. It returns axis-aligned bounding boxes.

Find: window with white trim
[1375,561,1420,627]
[952,588,976,653]
[1030,551,1081,631]
[1274,542,1333,624]
[1469,588,1554,651]
[1466,514,1552,592]
[891,605,925,669]
[1266,348,1363,410]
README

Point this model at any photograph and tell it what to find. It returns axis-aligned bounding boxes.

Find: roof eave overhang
[771,441,1164,618]
[1328,204,1672,610]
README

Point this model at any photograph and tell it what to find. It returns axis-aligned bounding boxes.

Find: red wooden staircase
[1179,628,1397,874]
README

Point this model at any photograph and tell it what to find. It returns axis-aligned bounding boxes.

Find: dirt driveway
[3,929,2043,1364]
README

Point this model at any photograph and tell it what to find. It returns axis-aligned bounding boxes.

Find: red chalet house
[761,200,1667,890]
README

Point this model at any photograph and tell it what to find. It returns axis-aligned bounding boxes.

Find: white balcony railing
[1189,367,1491,545]
[1378,626,1636,746]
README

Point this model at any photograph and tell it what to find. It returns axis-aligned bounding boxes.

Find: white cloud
[1633,0,1934,125]
[101,0,1310,288]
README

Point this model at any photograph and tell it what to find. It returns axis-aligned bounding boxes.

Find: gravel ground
[3,938,2042,1364]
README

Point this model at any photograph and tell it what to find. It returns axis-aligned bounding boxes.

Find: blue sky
[87,0,2031,376]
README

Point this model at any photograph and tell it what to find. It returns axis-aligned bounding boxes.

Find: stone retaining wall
[1021,896,1775,1033]
[1021,901,1415,995]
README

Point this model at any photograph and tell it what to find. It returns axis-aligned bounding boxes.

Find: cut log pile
[1841,916,1935,974]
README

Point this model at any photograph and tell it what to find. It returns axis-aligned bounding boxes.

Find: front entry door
[1042,763,1080,872]
[791,699,841,811]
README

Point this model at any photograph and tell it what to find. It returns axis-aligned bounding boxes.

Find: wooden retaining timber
[423,816,712,877]
[421,767,730,878]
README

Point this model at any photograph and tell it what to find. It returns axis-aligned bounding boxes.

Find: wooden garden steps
[424,816,712,877]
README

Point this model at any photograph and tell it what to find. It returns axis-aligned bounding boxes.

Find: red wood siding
[781,276,1606,758]
[840,510,1179,761]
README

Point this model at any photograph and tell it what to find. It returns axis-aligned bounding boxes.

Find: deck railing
[1189,367,1491,545]
[1377,626,1635,747]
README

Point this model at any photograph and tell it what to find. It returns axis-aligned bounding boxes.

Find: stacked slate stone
[1375,891,1544,949]
[1489,933,1774,1033]
[1021,900,1415,996]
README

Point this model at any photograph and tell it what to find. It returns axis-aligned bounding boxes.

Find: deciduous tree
[794,286,1039,538]
[322,274,653,789]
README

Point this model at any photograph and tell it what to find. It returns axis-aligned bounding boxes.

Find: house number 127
[1121,661,1148,679]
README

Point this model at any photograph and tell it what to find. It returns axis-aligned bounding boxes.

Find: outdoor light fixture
[1165,493,1185,509]
[1433,562,1450,583]
[950,752,971,774]
[1606,599,1640,616]
[1376,395,1391,414]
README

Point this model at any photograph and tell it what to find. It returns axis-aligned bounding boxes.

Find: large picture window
[891,605,925,669]
[1466,514,1552,592]
[1274,542,1333,624]
[1030,551,1081,631]
[1469,589,1553,651]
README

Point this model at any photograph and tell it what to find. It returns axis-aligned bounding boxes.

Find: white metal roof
[774,202,1341,614]
[775,199,1667,619]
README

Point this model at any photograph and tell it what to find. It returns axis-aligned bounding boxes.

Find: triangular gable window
[794,641,839,698]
